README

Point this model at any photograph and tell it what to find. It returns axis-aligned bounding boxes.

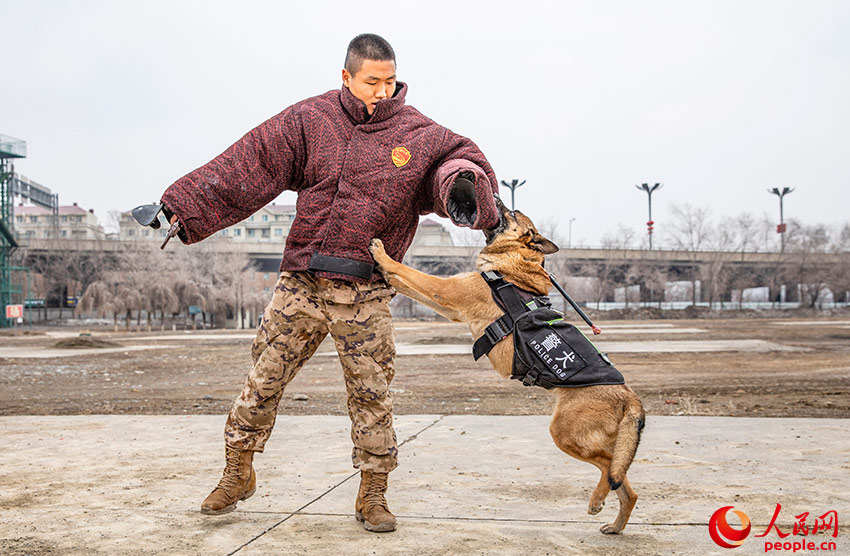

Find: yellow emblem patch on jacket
[391,147,411,168]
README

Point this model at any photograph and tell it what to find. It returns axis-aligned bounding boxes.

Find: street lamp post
[499,179,526,211]
[635,182,662,250]
[768,187,794,253]
[568,217,576,248]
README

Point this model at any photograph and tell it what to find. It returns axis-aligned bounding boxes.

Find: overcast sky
[3,0,848,247]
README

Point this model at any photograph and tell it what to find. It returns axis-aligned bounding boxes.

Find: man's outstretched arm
[160,107,305,244]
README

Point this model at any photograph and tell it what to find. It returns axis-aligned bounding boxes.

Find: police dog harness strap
[473,271,625,389]
[472,271,548,360]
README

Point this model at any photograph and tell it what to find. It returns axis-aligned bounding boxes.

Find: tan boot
[354,471,397,532]
[200,445,256,515]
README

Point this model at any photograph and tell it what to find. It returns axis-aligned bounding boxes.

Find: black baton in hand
[547,272,602,335]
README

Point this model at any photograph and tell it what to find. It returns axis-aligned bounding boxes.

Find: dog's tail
[608,395,646,491]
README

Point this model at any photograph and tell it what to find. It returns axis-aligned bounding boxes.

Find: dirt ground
[0,317,848,419]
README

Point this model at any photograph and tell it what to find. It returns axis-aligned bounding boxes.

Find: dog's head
[482,196,559,258]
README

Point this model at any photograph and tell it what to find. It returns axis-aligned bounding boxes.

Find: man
[155,33,501,532]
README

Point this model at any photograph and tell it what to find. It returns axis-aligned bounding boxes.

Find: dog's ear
[531,234,559,254]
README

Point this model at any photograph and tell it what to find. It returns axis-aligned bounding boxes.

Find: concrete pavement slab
[114,328,707,340]
[593,339,811,353]
[306,416,849,525]
[120,334,257,341]
[1,415,847,555]
[313,339,809,357]
[774,320,850,326]
[585,327,706,334]
[2,508,289,556]
[0,345,180,359]
[596,323,676,328]
[238,514,699,556]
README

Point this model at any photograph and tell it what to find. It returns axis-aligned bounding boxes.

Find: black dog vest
[472,271,625,389]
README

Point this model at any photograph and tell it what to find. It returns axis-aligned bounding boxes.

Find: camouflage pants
[224,271,399,473]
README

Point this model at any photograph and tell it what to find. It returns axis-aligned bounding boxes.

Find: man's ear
[532,235,559,254]
[342,68,351,87]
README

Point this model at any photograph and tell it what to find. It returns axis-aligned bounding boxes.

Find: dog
[368,201,645,534]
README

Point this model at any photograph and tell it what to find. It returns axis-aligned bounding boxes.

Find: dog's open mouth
[483,205,510,245]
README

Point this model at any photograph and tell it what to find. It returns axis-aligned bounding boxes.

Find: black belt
[308,253,374,280]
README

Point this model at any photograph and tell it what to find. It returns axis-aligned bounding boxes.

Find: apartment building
[118,203,297,242]
[14,203,106,240]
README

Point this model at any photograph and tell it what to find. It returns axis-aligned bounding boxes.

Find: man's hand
[447,171,478,227]
[130,202,185,248]
[159,204,186,249]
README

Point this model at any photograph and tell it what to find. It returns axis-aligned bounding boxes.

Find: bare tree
[726,213,760,256]
[172,279,206,329]
[20,246,66,319]
[601,224,637,250]
[117,283,145,330]
[145,281,178,330]
[829,223,850,305]
[837,224,850,252]
[203,250,257,329]
[104,210,122,235]
[667,203,712,306]
[77,278,123,330]
[634,263,668,308]
[783,220,834,308]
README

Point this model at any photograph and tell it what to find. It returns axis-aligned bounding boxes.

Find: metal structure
[499,179,526,210]
[768,187,794,253]
[0,133,27,327]
[568,217,576,248]
[12,173,58,209]
[635,182,662,250]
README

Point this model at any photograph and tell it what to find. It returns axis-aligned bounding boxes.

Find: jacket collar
[340,81,407,126]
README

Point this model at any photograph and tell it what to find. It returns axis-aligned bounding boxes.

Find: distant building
[411,218,453,246]
[117,205,455,262]
[118,203,297,242]
[14,203,105,240]
[215,204,297,242]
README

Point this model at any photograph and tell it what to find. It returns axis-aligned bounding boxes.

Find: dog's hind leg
[550,393,637,534]
[570,453,636,534]
[600,476,637,534]
[548,419,613,517]
[586,457,612,515]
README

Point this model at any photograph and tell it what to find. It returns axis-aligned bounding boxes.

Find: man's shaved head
[344,33,396,76]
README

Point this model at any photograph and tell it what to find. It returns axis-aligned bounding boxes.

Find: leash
[547,272,602,335]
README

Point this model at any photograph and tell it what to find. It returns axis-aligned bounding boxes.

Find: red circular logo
[709,506,751,549]
[391,146,411,167]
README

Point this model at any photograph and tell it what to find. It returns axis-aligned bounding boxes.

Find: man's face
[342,59,397,115]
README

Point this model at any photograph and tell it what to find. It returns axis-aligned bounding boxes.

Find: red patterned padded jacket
[160,82,500,282]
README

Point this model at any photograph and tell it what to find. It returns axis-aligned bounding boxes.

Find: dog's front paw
[369,238,385,256]
[369,238,391,267]
[588,499,605,515]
